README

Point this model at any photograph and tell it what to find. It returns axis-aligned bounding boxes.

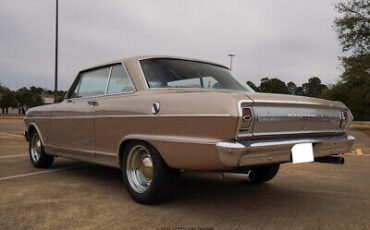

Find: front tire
[29,130,54,168]
[122,141,175,204]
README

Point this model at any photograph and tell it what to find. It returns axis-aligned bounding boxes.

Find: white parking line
[0,154,28,159]
[0,165,83,182]
[0,132,23,138]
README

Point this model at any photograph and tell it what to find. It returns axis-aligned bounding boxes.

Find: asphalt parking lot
[0,119,369,230]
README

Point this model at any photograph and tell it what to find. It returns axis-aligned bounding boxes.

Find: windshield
[140,58,253,92]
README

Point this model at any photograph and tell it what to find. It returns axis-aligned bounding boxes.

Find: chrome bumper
[216,135,355,167]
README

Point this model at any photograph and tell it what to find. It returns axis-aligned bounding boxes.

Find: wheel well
[28,125,36,136]
[118,139,163,168]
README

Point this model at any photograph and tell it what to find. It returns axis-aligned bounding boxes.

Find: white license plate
[291,143,314,164]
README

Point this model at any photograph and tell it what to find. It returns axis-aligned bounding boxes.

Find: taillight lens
[242,108,252,120]
[240,107,252,131]
[343,111,348,121]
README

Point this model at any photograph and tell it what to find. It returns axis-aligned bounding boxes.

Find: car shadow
[54,161,314,208]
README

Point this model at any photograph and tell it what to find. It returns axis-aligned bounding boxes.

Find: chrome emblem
[288,113,317,121]
[152,102,160,114]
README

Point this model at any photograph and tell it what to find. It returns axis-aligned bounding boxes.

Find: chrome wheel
[126,145,153,193]
[31,133,41,162]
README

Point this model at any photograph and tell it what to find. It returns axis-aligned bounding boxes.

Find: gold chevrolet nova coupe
[24,55,355,204]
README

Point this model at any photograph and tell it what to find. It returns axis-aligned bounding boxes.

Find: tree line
[324,0,369,121]
[246,76,328,98]
[0,84,66,115]
[248,0,369,121]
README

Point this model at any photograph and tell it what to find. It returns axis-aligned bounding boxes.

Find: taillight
[240,106,252,131]
[242,108,252,120]
[340,110,348,128]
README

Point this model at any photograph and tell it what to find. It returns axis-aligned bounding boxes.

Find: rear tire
[29,130,54,168]
[247,164,280,184]
[122,141,175,204]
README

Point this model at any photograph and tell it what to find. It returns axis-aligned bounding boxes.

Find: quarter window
[77,67,110,97]
[106,64,135,94]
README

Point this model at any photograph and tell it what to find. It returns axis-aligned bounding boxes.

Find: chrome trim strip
[137,56,229,70]
[237,133,253,137]
[221,135,355,149]
[250,130,345,136]
[49,116,95,119]
[65,90,137,101]
[122,134,218,145]
[216,142,245,149]
[252,99,344,108]
[256,115,340,123]
[28,114,232,120]
[45,144,120,169]
[249,135,355,147]
[44,143,95,155]
[24,117,50,120]
[95,150,118,158]
[104,66,113,95]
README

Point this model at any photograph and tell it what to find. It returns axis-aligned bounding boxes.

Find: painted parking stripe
[0,154,28,159]
[0,132,23,138]
[0,165,83,181]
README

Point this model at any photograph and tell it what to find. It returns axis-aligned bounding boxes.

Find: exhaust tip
[247,170,255,181]
[315,156,345,164]
[222,170,255,181]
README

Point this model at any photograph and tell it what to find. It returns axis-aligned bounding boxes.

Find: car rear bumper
[216,134,355,167]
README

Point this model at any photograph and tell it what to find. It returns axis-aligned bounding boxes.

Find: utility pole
[54,0,59,103]
[228,53,235,70]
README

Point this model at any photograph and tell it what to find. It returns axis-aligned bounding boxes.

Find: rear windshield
[140,58,252,92]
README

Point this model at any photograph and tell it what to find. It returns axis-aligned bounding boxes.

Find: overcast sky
[0,0,342,91]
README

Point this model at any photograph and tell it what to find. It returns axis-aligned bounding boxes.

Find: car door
[49,67,111,157]
[93,63,136,161]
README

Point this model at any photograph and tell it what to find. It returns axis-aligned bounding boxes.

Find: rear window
[140,58,250,92]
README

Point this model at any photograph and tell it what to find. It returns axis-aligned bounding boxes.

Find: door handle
[87,100,98,106]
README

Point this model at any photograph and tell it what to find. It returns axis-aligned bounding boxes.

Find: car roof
[80,55,229,72]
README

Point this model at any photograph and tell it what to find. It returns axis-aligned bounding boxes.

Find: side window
[202,76,220,89]
[78,67,110,98]
[106,64,135,94]
[167,78,201,88]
